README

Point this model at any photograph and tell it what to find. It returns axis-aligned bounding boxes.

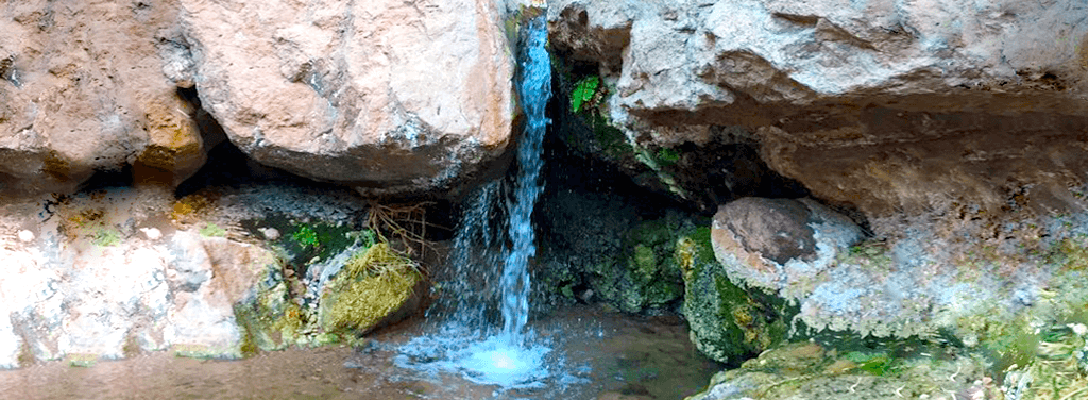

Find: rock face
[179,0,516,195]
[2,0,526,198]
[0,189,277,366]
[0,1,206,196]
[547,0,1088,214]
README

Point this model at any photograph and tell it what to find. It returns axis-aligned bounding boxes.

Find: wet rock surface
[685,341,1000,400]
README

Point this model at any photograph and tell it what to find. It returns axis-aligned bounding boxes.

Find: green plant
[842,351,901,376]
[570,75,601,113]
[655,148,681,165]
[292,225,320,248]
[199,222,226,237]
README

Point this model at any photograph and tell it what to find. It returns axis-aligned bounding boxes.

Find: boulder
[179,0,518,195]
[0,1,207,197]
[711,198,862,298]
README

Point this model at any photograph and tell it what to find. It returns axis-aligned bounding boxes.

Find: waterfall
[394,12,561,391]
[501,12,551,346]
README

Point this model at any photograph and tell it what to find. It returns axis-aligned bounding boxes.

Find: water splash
[394,12,559,391]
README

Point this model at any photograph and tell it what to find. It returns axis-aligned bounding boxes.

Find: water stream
[392,12,559,391]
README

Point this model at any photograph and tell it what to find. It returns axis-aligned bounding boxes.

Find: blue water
[394,13,559,390]
[501,11,551,348]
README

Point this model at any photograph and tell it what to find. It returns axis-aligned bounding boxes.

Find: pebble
[17,230,34,242]
[140,227,162,240]
[258,228,279,240]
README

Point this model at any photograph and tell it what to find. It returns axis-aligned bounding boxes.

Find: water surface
[1,306,719,400]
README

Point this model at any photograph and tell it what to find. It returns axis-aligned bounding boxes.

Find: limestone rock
[547,0,1088,215]
[180,0,517,195]
[711,198,862,297]
[0,1,207,197]
[167,232,272,358]
[0,187,288,367]
[685,342,999,400]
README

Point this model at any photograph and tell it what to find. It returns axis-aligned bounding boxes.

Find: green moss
[632,244,658,280]
[841,351,902,376]
[199,222,226,237]
[655,148,681,166]
[91,228,121,247]
[689,227,714,263]
[320,243,421,333]
[682,223,797,363]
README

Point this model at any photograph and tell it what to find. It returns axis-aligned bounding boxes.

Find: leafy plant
[292,225,320,248]
[570,75,601,113]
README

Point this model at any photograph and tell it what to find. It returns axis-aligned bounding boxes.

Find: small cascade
[500,8,551,348]
[394,11,571,392]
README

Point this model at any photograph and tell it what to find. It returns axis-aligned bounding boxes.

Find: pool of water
[0,305,720,400]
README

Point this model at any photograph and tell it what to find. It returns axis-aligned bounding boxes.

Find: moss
[199,222,226,237]
[171,195,211,221]
[67,353,97,368]
[17,339,34,367]
[91,228,121,247]
[320,243,421,333]
[42,150,70,181]
[634,146,689,199]
[632,244,658,280]
[682,223,796,363]
[121,334,140,359]
[654,147,681,166]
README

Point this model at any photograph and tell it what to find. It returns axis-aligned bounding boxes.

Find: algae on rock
[585,216,693,313]
[681,227,793,364]
[686,342,999,400]
[319,243,422,334]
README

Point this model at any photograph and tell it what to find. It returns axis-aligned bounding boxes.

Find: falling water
[501,10,551,347]
[394,12,566,391]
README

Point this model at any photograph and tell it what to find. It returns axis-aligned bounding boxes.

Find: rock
[140,227,161,240]
[546,0,1088,215]
[680,219,793,364]
[167,232,275,358]
[710,194,1088,349]
[0,184,398,367]
[685,342,1001,400]
[318,243,423,334]
[0,1,207,197]
[711,198,862,297]
[16,230,33,242]
[257,227,278,240]
[179,0,518,196]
